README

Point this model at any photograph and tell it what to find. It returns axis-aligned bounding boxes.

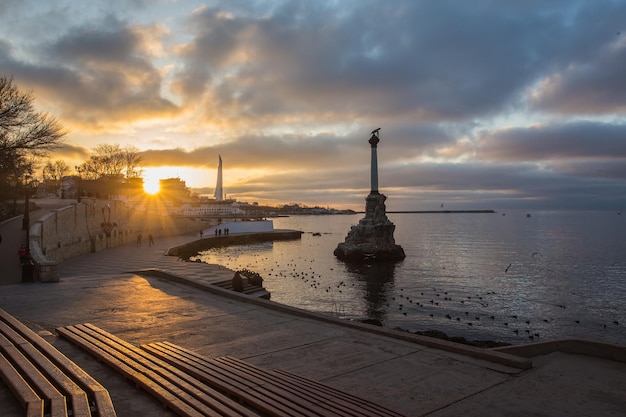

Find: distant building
[159,178,190,203]
[174,201,244,217]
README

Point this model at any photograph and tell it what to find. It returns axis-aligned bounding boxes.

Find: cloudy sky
[1,0,625,210]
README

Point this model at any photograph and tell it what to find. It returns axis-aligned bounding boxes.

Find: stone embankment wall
[30,198,198,281]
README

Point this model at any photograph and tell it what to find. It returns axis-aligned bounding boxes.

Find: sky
[1,0,625,211]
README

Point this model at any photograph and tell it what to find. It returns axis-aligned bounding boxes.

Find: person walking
[18,244,27,264]
[148,233,154,246]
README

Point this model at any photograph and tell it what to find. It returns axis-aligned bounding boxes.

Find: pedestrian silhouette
[18,244,27,264]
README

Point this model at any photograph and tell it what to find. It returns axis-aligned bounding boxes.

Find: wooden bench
[0,309,116,417]
[56,323,259,417]
[142,341,406,417]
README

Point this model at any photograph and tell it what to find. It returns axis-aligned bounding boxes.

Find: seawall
[30,198,200,282]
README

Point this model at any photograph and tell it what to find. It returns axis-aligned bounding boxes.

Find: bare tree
[1,75,65,199]
[122,145,143,179]
[42,160,70,182]
[0,76,65,156]
[42,159,70,193]
[78,144,144,180]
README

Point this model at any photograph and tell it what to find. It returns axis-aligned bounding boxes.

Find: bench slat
[214,357,359,417]
[0,352,44,417]
[80,323,258,417]
[146,342,405,417]
[0,343,68,417]
[143,343,321,417]
[219,358,394,417]
[275,369,406,417]
[0,309,117,417]
[155,343,358,417]
[58,324,257,417]
[156,342,382,417]
[0,322,90,416]
[57,325,206,417]
[20,343,92,417]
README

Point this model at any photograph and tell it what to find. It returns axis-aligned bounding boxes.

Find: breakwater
[166,229,304,259]
[387,210,496,214]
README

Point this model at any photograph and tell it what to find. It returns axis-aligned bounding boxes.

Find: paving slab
[429,352,626,417]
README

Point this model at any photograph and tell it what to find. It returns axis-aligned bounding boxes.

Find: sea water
[196,210,626,345]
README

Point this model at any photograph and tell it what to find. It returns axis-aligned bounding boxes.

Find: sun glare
[143,178,161,195]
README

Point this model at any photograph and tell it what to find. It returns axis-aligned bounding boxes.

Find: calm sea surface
[196,211,626,345]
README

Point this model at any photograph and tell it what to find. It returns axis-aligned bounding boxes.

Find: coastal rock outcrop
[334,192,405,262]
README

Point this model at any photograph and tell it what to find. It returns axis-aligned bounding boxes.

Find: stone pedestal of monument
[334,192,405,262]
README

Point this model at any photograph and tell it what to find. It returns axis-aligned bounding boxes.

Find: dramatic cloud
[1,0,625,209]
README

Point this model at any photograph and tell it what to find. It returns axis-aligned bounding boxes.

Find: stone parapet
[29,198,199,281]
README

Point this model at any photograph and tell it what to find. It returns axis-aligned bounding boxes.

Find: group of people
[136,232,155,246]
[215,227,230,236]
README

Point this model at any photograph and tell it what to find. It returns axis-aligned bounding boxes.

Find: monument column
[369,129,380,194]
[334,128,405,262]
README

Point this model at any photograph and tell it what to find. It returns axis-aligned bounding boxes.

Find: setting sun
[143,178,161,195]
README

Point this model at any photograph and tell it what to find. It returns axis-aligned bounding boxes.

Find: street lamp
[10,179,17,215]
[75,165,82,203]
[21,176,38,282]
[22,176,38,235]
[22,175,32,230]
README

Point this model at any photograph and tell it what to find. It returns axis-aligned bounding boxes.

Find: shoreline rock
[395,327,511,348]
[356,319,510,348]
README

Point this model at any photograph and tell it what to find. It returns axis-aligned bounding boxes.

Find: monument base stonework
[334,193,405,262]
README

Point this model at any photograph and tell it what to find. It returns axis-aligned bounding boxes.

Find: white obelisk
[214,155,224,201]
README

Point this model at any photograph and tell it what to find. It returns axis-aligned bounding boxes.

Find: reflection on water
[346,262,397,323]
[196,211,626,345]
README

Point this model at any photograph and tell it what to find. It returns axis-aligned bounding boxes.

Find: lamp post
[75,165,82,203]
[21,176,38,282]
[10,179,17,215]
[22,175,32,230]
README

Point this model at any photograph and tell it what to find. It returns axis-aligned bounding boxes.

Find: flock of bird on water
[201,237,622,344]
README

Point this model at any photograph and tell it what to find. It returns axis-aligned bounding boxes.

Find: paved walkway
[0,200,625,416]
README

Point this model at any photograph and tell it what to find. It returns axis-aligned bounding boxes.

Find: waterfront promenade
[0,207,625,416]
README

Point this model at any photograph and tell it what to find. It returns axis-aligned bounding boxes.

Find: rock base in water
[334,192,405,262]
